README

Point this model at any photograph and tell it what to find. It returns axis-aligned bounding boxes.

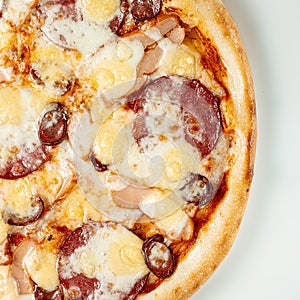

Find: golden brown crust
[138,0,256,299]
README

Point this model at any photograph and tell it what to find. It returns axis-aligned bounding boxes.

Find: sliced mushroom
[168,27,185,44]
[127,32,156,48]
[113,184,153,209]
[11,240,36,294]
[137,45,163,76]
[156,17,178,35]
[2,196,44,226]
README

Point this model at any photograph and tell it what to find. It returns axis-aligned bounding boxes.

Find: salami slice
[131,0,162,21]
[58,222,149,299]
[0,145,50,180]
[109,0,162,36]
[130,76,222,157]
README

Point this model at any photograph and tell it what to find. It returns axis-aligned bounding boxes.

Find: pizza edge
[138,0,256,299]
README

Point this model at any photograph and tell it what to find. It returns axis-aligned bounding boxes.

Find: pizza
[0,0,256,299]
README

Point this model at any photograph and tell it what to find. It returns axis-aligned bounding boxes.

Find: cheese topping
[61,223,149,298]
[25,248,59,291]
[0,87,51,169]
[0,1,230,298]
[80,0,120,22]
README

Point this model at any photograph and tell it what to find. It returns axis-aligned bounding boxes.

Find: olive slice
[142,234,175,278]
[38,102,68,146]
[2,196,44,226]
[34,285,64,300]
[181,174,212,207]
[89,152,108,172]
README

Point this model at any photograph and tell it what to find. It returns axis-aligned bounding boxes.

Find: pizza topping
[168,27,185,44]
[39,102,68,146]
[2,195,44,226]
[81,38,144,101]
[89,151,109,172]
[130,76,222,157]
[142,234,175,278]
[0,87,53,179]
[10,240,36,294]
[180,174,213,207]
[34,286,64,300]
[155,16,178,36]
[137,45,164,76]
[39,0,115,54]
[25,246,60,292]
[58,222,149,299]
[0,145,50,180]
[131,0,162,21]
[29,38,76,96]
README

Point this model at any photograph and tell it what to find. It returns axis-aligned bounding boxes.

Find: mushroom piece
[155,17,178,35]
[10,240,36,295]
[2,196,44,226]
[137,46,163,76]
[113,184,153,209]
[168,27,185,44]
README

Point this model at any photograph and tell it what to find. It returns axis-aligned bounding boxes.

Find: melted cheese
[61,223,148,298]
[42,3,115,54]
[0,218,9,245]
[31,40,77,96]
[29,142,76,205]
[156,39,201,79]
[1,0,34,26]
[25,248,59,291]
[84,39,144,99]
[0,177,35,217]
[0,266,18,300]
[155,208,194,240]
[55,188,103,230]
[139,189,181,220]
[93,107,135,165]
[80,0,120,22]
[0,87,52,169]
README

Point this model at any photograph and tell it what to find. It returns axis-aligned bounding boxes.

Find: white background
[191,0,300,299]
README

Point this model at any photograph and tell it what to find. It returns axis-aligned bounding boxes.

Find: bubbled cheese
[80,0,120,22]
[156,39,201,79]
[25,248,59,292]
[83,39,144,99]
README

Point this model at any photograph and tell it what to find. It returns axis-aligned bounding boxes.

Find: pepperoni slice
[142,234,175,278]
[38,102,68,146]
[0,145,51,180]
[130,76,222,157]
[109,0,162,36]
[58,222,149,299]
[131,0,162,21]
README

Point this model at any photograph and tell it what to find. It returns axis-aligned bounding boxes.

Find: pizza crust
[138,0,256,298]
